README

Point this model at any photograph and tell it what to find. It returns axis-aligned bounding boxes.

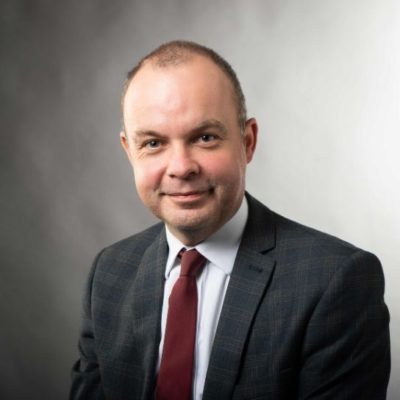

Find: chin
[166,212,217,233]
[169,217,211,232]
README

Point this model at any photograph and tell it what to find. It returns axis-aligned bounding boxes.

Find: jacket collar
[203,192,277,399]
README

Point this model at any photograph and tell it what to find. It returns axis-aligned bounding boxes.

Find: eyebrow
[133,129,164,139]
[132,119,228,140]
[190,119,228,135]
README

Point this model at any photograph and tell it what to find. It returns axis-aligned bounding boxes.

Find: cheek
[203,150,246,182]
[133,159,163,194]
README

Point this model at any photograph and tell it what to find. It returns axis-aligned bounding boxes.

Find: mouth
[163,189,213,202]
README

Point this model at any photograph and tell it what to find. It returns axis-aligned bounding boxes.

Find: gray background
[1,0,399,399]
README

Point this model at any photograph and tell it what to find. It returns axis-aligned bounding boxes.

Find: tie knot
[179,249,206,277]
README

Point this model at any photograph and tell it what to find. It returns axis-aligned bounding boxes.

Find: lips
[168,190,206,196]
[162,188,213,201]
[162,187,213,196]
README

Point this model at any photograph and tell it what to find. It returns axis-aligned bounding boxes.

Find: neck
[167,226,215,247]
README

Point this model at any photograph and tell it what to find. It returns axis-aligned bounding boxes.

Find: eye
[144,139,161,149]
[198,134,217,143]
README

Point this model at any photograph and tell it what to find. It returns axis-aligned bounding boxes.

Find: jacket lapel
[203,194,277,399]
[129,227,168,399]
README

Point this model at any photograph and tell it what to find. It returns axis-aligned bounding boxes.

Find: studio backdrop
[1,0,399,399]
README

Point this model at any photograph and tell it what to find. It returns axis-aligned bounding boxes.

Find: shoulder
[273,211,383,282]
[274,211,358,255]
[245,193,382,278]
[247,192,362,254]
[88,222,165,279]
[100,222,165,261]
[245,195,387,329]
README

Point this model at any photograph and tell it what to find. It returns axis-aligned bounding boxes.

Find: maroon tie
[156,249,206,400]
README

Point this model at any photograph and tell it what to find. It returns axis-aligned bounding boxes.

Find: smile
[165,189,213,202]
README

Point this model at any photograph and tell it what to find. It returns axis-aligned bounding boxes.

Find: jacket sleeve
[70,250,106,400]
[298,250,390,399]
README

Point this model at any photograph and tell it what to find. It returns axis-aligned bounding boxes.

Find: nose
[166,145,200,179]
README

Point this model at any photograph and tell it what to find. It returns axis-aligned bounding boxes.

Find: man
[70,41,390,399]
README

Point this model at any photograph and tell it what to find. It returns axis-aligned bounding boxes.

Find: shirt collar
[165,197,248,278]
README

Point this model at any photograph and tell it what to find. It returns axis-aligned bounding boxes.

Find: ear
[120,131,133,162]
[243,118,258,163]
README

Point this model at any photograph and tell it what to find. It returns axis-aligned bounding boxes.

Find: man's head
[121,40,258,245]
[121,40,248,132]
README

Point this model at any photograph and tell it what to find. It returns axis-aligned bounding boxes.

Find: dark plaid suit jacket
[70,193,390,399]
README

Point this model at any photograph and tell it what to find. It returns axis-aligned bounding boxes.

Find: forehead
[123,56,237,127]
[130,54,231,91]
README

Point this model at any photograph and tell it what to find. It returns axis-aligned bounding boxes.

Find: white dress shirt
[157,198,248,400]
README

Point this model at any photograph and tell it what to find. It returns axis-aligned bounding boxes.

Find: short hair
[121,40,247,132]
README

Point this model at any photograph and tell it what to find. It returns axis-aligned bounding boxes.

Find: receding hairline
[121,40,247,132]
